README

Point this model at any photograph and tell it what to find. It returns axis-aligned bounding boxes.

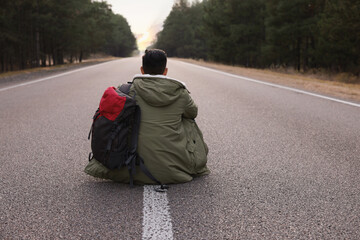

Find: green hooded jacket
[85,74,210,184]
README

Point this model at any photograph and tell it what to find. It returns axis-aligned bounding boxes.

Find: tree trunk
[57,49,64,65]
[10,57,13,71]
[1,54,4,72]
[35,30,40,67]
[296,38,301,71]
[304,37,309,71]
[52,49,57,66]
[41,54,47,67]
[35,0,40,67]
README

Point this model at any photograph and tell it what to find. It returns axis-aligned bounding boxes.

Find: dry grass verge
[176,58,360,103]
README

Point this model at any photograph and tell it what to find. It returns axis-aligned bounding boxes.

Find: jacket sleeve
[182,90,198,119]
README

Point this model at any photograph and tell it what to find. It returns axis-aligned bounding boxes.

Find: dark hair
[142,49,167,75]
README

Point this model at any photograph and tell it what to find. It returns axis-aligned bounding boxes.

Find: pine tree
[0,0,137,72]
[317,0,360,73]
[264,0,325,71]
[155,0,208,59]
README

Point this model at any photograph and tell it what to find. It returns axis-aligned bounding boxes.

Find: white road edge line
[176,60,360,108]
[142,186,173,240]
[0,60,117,92]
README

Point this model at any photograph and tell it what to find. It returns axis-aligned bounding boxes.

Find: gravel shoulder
[176,58,360,104]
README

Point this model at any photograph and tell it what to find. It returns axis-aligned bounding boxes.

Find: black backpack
[88,83,168,191]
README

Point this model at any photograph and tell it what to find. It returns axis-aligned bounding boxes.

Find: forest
[155,0,360,75]
[0,0,137,72]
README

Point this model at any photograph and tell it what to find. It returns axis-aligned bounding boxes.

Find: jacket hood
[132,74,187,107]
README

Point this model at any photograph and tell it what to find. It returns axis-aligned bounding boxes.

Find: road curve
[1,58,359,239]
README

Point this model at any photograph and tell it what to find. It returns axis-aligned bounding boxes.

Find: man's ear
[140,66,145,74]
[163,68,168,76]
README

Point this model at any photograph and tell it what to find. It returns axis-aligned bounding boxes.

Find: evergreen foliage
[0,0,137,72]
[203,0,265,67]
[155,0,208,59]
[317,0,360,74]
[155,0,360,75]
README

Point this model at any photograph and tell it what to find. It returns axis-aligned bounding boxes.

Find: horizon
[103,0,201,51]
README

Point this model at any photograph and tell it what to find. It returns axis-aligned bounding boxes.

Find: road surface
[1,58,359,239]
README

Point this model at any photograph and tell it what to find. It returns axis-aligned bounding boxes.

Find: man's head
[141,49,168,75]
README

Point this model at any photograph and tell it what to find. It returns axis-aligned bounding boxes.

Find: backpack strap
[126,105,141,188]
[88,108,100,140]
[129,105,168,191]
[138,156,169,192]
[118,83,168,191]
[119,83,132,95]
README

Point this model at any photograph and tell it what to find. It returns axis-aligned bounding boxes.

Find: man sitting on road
[85,49,210,184]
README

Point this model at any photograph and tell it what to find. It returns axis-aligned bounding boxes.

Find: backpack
[88,83,168,191]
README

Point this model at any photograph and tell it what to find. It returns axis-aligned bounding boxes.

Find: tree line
[0,0,137,72]
[155,0,360,75]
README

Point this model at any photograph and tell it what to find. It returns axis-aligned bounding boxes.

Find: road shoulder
[175,58,360,104]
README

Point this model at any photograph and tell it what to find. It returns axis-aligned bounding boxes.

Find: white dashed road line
[142,186,173,240]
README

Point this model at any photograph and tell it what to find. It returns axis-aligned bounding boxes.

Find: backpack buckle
[154,185,169,192]
[88,152,93,161]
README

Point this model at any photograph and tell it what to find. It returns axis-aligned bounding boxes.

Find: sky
[103,0,198,51]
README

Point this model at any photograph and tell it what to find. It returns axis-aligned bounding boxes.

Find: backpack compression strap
[138,156,169,192]
[130,105,168,191]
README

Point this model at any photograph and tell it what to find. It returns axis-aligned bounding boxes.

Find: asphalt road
[1,58,359,239]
